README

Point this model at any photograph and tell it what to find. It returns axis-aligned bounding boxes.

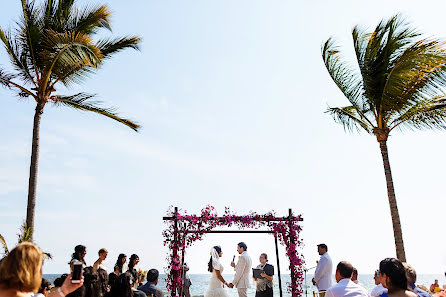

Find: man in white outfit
[312,243,333,291]
[325,261,369,297]
[229,242,252,297]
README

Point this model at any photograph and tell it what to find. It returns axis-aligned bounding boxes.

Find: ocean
[43,273,445,297]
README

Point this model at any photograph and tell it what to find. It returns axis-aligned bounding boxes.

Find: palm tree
[0,0,141,238]
[322,14,446,262]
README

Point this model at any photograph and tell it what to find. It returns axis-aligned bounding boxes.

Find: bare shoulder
[406,291,418,297]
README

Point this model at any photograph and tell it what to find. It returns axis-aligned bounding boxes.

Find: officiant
[253,253,274,297]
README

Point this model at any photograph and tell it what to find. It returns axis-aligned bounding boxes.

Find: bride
[204,246,230,297]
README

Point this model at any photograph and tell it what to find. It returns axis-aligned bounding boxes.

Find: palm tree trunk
[378,139,406,262]
[26,103,44,238]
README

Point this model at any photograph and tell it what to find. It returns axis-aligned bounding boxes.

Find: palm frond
[0,234,9,255]
[361,15,420,111]
[390,96,446,131]
[0,68,16,88]
[17,1,44,82]
[17,222,33,243]
[322,38,365,109]
[68,5,111,34]
[0,27,35,84]
[54,0,76,31]
[40,30,103,90]
[383,39,446,114]
[43,252,53,260]
[97,36,141,59]
[326,105,374,133]
[52,93,140,131]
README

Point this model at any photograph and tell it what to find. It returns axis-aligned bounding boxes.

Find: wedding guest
[93,249,108,272]
[182,263,191,297]
[0,242,83,297]
[431,280,441,293]
[97,268,110,297]
[312,243,333,291]
[371,270,387,297]
[403,263,430,297]
[325,261,368,297]
[253,253,274,297]
[34,279,51,297]
[114,254,127,275]
[109,272,146,297]
[379,258,417,297]
[70,245,87,270]
[352,268,366,288]
[54,275,69,288]
[138,269,164,297]
[128,254,140,281]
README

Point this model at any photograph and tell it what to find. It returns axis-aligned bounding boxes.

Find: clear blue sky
[1,0,445,277]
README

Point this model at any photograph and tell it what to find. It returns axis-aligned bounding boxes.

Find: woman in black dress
[254,253,274,297]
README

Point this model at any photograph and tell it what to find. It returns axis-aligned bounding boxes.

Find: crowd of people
[312,243,446,297]
[0,243,165,297]
[1,241,445,297]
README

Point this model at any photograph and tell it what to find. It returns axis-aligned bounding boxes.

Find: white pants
[237,288,247,297]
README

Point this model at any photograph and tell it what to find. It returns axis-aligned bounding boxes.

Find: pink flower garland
[163,206,305,297]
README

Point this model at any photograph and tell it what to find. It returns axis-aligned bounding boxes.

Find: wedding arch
[162,206,305,297]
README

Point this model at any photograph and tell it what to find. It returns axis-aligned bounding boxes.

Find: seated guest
[34,278,52,297]
[93,249,108,272]
[403,263,430,297]
[139,269,164,297]
[351,268,365,288]
[371,270,388,297]
[379,258,417,297]
[431,280,441,293]
[325,261,369,297]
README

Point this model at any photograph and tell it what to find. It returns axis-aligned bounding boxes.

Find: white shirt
[370,284,387,297]
[314,252,333,290]
[325,278,370,297]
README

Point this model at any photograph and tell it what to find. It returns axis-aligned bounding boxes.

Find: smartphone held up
[72,261,83,283]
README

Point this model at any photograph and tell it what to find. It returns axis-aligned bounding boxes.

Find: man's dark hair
[147,269,159,283]
[336,261,354,278]
[238,242,247,251]
[54,274,68,287]
[317,243,328,251]
[38,278,51,293]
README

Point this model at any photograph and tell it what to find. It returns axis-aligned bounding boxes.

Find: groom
[228,242,252,297]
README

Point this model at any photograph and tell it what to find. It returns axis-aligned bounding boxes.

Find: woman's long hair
[208,246,222,273]
[71,245,87,265]
[128,254,139,271]
[114,254,127,274]
[97,268,109,297]
[379,258,407,291]
[109,272,133,297]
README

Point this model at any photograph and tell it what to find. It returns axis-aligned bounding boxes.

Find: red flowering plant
[162,206,304,297]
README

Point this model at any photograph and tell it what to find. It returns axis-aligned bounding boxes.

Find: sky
[1,0,446,279]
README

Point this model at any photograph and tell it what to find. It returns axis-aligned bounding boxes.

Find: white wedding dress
[204,248,230,297]
[204,264,230,297]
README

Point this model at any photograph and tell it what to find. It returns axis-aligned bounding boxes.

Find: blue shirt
[410,283,431,297]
